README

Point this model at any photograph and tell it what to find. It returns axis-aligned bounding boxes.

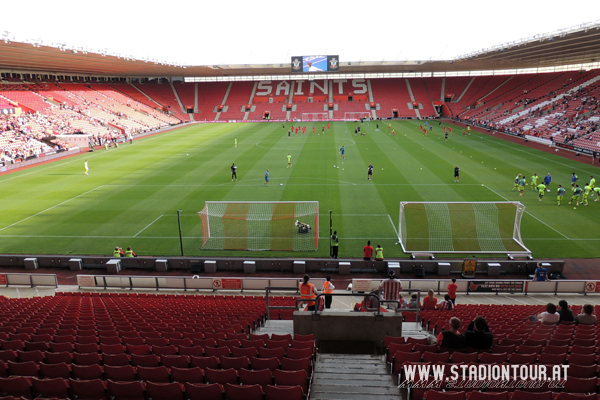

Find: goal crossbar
[398,201,530,255]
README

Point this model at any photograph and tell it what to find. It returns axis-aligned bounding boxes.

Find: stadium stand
[370,78,416,118]
[218,81,254,121]
[133,82,189,122]
[0,293,313,400]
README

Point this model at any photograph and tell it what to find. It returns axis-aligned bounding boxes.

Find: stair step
[312,384,399,394]
[313,373,391,383]
[310,393,401,400]
[315,365,388,374]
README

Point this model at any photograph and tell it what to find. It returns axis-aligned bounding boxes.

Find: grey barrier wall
[0,255,564,276]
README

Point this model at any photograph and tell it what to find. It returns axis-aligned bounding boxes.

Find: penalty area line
[482,184,569,240]
[134,215,164,237]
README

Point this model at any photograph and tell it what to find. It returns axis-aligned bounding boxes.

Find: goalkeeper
[295,220,311,234]
[530,173,539,191]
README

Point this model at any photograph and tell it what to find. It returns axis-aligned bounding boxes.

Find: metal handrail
[265,285,301,321]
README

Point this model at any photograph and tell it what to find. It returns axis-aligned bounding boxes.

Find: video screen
[291,55,339,73]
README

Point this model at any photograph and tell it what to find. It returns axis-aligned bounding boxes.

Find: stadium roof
[1,22,599,78]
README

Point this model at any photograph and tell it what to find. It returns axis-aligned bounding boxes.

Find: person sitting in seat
[437,317,466,350]
[464,316,493,350]
[576,304,597,325]
[354,291,380,312]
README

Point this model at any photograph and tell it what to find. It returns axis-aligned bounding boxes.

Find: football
[280,183,283,186]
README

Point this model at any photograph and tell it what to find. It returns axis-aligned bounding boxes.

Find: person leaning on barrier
[299,274,319,311]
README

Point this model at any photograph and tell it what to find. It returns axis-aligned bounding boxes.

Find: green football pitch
[1,120,599,259]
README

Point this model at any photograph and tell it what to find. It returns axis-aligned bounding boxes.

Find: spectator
[363,240,374,261]
[377,270,402,310]
[437,317,466,350]
[422,289,438,310]
[397,294,409,309]
[408,293,420,309]
[557,300,574,323]
[537,303,560,324]
[464,316,493,350]
[436,294,453,310]
[447,278,458,305]
[576,304,597,325]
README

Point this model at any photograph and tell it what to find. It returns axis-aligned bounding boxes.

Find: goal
[398,202,530,255]
[198,201,319,251]
[344,112,371,120]
[301,113,328,121]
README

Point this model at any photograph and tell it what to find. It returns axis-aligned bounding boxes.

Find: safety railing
[0,273,58,288]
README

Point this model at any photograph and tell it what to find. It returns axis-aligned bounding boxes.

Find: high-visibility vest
[114,249,121,257]
[376,247,384,259]
[125,250,134,257]
[323,281,334,294]
[299,283,315,305]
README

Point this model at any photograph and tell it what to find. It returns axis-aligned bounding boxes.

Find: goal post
[344,112,371,120]
[398,202,530,255]
[301,113,328,121]
[198,201,319,251]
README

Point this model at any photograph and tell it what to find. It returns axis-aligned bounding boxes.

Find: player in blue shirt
[264,169,269,186]
[543,173,552,192]
[571,173,578,187]
[340,146,345,159]
[533,262,549,281]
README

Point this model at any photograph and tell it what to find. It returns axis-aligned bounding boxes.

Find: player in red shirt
[313,126,316,135]
[447,278,458,304]
[327,123,330,131]
[363,240,374,260]
[449,127,453,135]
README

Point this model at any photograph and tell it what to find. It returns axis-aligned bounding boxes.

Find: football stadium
[1,5,600,400]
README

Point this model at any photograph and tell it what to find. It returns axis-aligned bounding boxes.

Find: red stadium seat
[265,384,304,400]
[184,382,223,400]
[107,380,146,400]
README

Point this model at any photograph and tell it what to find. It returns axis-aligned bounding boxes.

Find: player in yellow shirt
[593,187,600,201]
[537,183,546,201]
[512,174,522,191]
[569,185,582,207]
[287,153,292,168]
[589,176,596,197]
[557,185,565,206]
[530,173,539,191]
[583,185,591,206]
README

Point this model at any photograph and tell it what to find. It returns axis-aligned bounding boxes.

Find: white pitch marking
[482,184,569,239]
[134,214,164,237]
[388,214,399,238]
[0,186,104,232]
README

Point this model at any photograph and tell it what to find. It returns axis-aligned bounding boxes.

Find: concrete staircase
[311,354,401,400]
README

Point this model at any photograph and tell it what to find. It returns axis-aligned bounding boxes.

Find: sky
[2,1,600,67]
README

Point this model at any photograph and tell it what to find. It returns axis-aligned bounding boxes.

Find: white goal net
[344,112,371,120]
[301,113,328,121]
[198,201,319,251]
[398,202,530,254]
